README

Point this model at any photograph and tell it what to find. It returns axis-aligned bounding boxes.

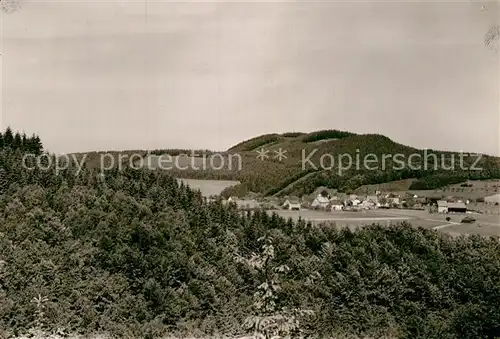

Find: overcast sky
[1,0,499,155]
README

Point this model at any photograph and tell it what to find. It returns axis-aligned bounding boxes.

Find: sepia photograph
[0,0,499,338]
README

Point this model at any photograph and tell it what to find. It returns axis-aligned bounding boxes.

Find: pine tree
[3,127,14,147]
[21,133,27,151]
[13,133,22,149]
[25,134,33,153]
[31,134,43,154]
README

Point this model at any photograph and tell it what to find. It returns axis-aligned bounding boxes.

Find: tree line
[0,127,43,155]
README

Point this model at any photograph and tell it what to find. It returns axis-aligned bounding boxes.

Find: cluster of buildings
[436,200,467,213]
[282,192,409,212]
[220,191,494,215]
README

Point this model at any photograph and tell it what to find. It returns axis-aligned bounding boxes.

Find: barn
[447,202,467,213]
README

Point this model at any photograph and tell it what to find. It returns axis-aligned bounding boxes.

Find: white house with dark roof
[329,197,344,211]
[437,200,448,213]
[311,194,330,209]
[282,198,301,210]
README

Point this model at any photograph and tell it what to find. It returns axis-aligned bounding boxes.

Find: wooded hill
[74,129,500,197]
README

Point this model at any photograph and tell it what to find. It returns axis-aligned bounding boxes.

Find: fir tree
[21,133,27,151]
[3,127,14,147]
[30,134,43,154]
[13,132,22,149]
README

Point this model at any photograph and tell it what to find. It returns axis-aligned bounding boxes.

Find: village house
[311,194,330,209]
[437,200,448,213]
[351,198,361,207]
[363,195,380,208]
[359,199,376,210]
[388,197,400,206]
[328,198,344,211]
[330,203,344,211]
[344,198,359,208]
[282,198,301,211]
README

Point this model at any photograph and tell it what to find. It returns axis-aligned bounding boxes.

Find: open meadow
[176,178,240,197]
[269,208,500,236]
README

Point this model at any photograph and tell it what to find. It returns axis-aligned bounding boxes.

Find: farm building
[447,202,467,213]
[282,199,301,210]
[344,198,361,207]
[437,200,448,213]
[383,193,401,206]
[366,195,379,204]
[388,197,400,205]
[359,200,376,209]
[329,198,344,211]
[311,194,330,209]
[330,203,344,211]
[485,193,500,204]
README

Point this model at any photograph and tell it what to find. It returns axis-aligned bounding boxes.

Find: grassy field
[269,208,500,236]
[176,178,240,197]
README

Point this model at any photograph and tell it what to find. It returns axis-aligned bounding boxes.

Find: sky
[1,0,499,155]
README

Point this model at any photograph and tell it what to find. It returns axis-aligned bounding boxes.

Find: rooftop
[448,202,466,209]
[437,200,448,207]
[315,195,330,203]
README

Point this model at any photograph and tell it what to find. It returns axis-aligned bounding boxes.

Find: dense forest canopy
[1,128,500,339]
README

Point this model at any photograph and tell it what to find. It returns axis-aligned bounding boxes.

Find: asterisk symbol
[256,148,269,161]
[274,148,287,161]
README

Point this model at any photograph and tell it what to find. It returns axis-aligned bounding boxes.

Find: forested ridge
[222,130,500,196]
[1,129,500,338]
[74,129,500,197]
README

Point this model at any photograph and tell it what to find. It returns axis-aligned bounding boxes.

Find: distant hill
[73,129,500,197]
